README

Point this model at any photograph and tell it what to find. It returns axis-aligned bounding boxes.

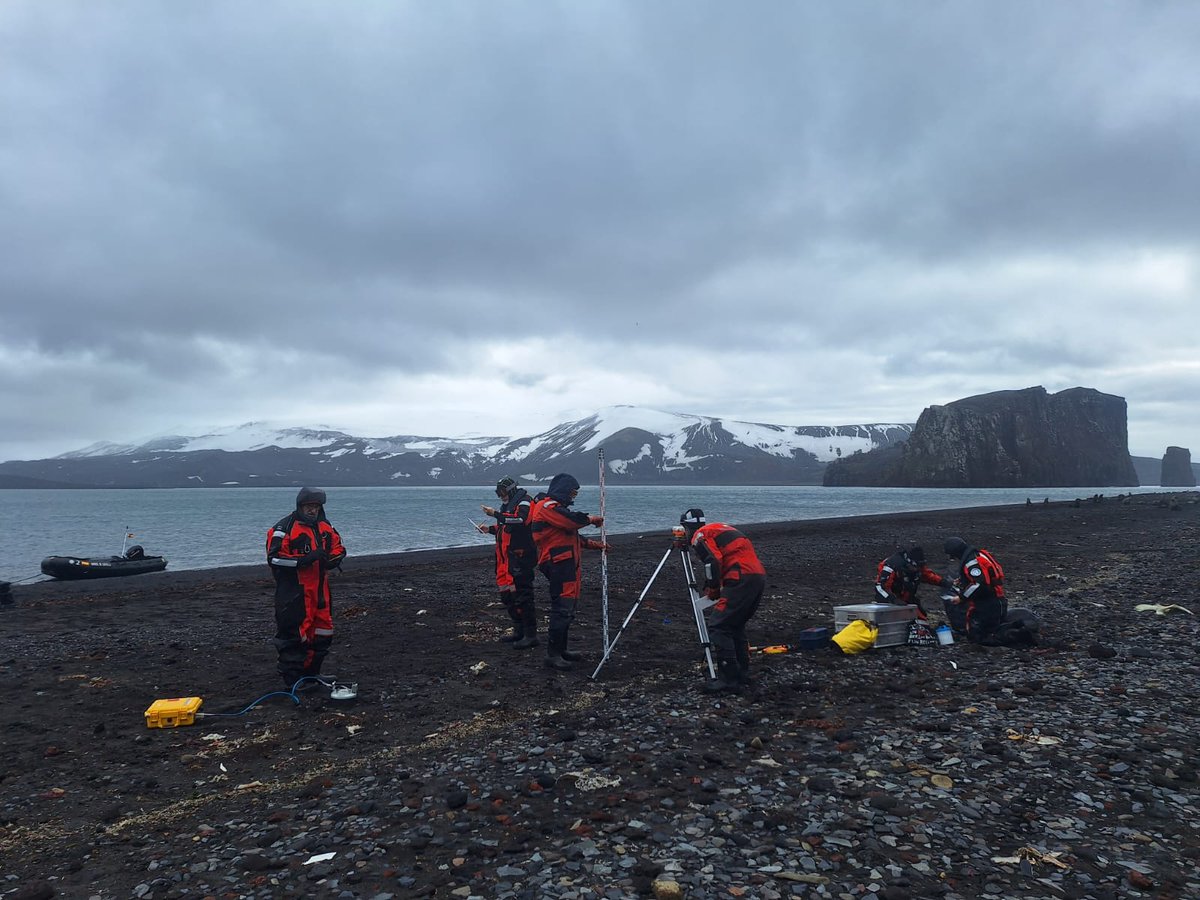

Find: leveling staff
[680,508,766,694]
[267,487,347,689]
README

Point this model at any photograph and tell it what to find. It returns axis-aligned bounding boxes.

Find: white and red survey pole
[598,447,609,652]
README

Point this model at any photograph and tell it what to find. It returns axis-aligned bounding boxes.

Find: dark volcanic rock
[1161,446,1197,487]
[825,385,1139,487]
[6,494,1200,899]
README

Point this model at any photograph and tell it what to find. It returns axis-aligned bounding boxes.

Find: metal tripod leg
[591,547,673,679]
[680,549,717,679]
[591,544,718,681]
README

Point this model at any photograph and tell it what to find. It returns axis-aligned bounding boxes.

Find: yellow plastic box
[145,696,203,728]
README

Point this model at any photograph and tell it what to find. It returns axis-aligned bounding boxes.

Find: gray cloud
[1,1,1198,461]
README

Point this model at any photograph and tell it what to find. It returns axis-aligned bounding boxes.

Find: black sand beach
[2,494,1199,899]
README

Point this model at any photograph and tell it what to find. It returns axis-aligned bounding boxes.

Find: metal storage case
[833,603,918,649]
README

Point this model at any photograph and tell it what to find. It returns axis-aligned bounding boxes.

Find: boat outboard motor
[125,544,145,560]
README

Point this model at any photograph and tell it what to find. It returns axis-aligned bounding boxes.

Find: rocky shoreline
[2,493,1199,899]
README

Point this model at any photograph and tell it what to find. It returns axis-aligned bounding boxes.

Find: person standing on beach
[943,537,1006,643]
[530,473,606,671]
[874,545,954,619]
[266,487,347,689]
[679,508,767,694]
[479,475,539,649]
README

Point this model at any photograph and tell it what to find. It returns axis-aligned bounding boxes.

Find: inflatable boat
[40,545,168,580]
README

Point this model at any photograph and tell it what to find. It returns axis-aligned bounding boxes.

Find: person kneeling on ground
[874,544,953,620]
[266,487,347,690]
[943,536,1006,644]
[680,508,767,694]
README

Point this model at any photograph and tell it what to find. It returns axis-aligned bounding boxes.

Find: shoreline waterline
[16,489,1193,592]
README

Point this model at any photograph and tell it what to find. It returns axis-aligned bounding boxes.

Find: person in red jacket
[874,545,953,620]
[530,473,606,670]
[479,476,539,649]
[943,536,1006,643]
[680,508,766,694]
[266,487,347,690]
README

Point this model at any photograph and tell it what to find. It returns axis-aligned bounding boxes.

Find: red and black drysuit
[530,473,603,662]
[266,487,347,688]
[946,542,1006,643]
[484,486,538,639]
[874,551,952,620]
[691,523,766,683]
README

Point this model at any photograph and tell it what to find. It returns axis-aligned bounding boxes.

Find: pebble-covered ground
[2,493,1199,900]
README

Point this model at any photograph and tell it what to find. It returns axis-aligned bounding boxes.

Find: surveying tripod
[591,526,717,680]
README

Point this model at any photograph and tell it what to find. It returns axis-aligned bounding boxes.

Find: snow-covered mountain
[55,422,508,459]
[1,406,913,488]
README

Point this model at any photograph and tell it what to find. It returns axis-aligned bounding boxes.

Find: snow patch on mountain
[720,421,909,462]
[57,422,352,457]
[183,424,348,453]
[503,437,548,463]
[609,444,654,474]
[576,406,903,464]
[578,407,700,450]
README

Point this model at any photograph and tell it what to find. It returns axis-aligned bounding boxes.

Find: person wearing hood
[479,476,539,649]
[874,545,953,619]
[266,487,347,689]
[943,536,1006,643]
[679,508,767,694]
[530,473,607,670]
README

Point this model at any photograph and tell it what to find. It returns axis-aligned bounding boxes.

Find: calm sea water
[3,484,1171,582]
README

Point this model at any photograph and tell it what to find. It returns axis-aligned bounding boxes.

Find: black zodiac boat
[40,545,168,580]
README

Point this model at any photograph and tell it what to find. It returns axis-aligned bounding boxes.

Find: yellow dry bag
[832,619,878,654]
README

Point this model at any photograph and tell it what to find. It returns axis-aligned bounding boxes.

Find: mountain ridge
[0,406,913,488]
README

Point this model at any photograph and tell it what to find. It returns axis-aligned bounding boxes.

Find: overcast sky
[3,2,1198,463]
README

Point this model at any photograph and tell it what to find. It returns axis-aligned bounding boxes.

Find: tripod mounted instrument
[591,525,717,681]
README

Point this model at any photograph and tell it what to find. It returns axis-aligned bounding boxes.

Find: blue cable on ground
[197,676,332,718]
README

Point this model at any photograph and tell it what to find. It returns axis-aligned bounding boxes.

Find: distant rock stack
[824,386,1140,488]
[1160,446,1197,487]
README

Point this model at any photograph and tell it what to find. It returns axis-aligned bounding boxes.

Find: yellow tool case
[144,696,203,728]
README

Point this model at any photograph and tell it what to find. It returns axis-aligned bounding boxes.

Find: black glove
[298,549,327,567]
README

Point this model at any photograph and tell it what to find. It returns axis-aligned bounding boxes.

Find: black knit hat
[944,537,968,558]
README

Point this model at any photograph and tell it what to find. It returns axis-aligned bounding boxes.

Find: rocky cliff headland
[824,386,1139,488]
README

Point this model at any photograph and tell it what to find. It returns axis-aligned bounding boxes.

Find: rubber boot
[544,629,574,671]
[559,625,584,662]
[735,640,751,685]
[513,603,539,649]
[703,660,742,694]
[499,597,525,643]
